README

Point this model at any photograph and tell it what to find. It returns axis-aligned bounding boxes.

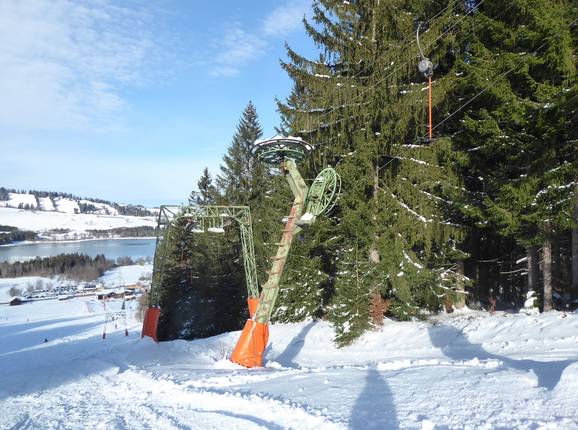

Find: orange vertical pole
[141,307,160,342]
[428,76,433,141]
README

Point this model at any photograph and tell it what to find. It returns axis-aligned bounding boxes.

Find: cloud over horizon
[0,0,161,131]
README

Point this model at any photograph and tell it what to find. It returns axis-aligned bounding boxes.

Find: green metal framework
[250,136,340,325]
[305,167,342,217]
[253,136,313,166]
[254,158,309,324]
[148,205,259,306]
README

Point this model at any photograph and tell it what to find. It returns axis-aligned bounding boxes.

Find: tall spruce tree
[217,101,264,203]
[278,0,468,344]
[437,0,577,310]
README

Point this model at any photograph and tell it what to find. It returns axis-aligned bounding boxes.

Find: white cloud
[0,0,158,131]
[263,0,311,37]
[210,24,267,77]
[209,0,311,77]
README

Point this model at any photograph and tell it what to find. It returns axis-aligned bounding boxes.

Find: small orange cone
[230,319,269,368]
[141,307,160,342]
[247,297,259,318]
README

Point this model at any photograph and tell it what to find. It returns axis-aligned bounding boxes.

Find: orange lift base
[230,319,269,368]
[247,297,259,319]
[141,307,160,342]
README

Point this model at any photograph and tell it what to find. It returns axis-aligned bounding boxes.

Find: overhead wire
[430,18,578,135]
[315,1,454,100]
[301,0,491,137]
[317,0,518,149]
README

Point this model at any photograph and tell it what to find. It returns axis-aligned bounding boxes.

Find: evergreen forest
[156,0,577,345]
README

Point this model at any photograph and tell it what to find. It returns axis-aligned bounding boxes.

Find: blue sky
[0,0,317,206]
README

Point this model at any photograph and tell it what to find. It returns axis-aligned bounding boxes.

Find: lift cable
[301,0,490,137]
[429,18,578,135]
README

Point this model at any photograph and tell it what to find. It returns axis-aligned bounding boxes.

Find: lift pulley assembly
[416,22,434,142]
[230,135,340,368]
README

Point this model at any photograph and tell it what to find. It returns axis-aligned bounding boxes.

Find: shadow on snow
[0,318,102,357]
[427,323,576,391]
[350,367,398,429]
[273,320,317,368]
[0,319,136,401]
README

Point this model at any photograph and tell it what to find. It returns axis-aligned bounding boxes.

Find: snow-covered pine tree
[217,101,264,203]
[278,0,468,344]
[156,214,247,340]
[272,216,334,323]
[189,167,218,206]
[441,0,577,310]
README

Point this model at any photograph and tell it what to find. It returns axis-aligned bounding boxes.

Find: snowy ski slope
[0,299,577,429]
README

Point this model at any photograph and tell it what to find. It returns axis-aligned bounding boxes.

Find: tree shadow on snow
[0,325,136,401]
[427,324,576,391]
[350,367,398,429]
[0,315,95,339]
[273,320,317,368]
[0,320,102,356]
[194,410,285,430]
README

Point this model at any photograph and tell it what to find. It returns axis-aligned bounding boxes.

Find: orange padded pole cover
[247,297,259,319]
[428,76,433,140]
[230,319,269,368]
[141,307,160,342]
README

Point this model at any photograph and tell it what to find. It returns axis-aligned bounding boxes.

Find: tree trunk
[369,162,380,264]
[572,186,578,298]
[371,0,380,44]
[369,289,385,326]
[454,260,466,308]
[527,246,539,294]
[543,233,553,312]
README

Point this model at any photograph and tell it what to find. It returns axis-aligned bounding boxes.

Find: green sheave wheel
[305,167,341,216]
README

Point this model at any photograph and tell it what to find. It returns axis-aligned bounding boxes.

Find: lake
[0,238,157,263]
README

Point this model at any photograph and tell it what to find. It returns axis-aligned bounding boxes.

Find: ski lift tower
[230,136,340,368]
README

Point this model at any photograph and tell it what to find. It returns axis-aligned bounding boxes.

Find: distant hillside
[0,187,157,217]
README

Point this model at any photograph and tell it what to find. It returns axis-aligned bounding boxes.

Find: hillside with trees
[0,254,115,282]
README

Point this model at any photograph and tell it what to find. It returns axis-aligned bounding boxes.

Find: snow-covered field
[0,207,155,240]
[0,300,577,429]
[0,193,38,209]
[98,264,153,287]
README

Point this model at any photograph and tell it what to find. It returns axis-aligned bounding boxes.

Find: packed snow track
[1,299,577,429]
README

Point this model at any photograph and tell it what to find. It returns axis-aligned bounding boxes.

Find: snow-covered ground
[98,264,153,287]
[0,207,155,240]
[0,192,38,209]
[38,196,55,211]
[53,197,81,214]
[0,300,576,429]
